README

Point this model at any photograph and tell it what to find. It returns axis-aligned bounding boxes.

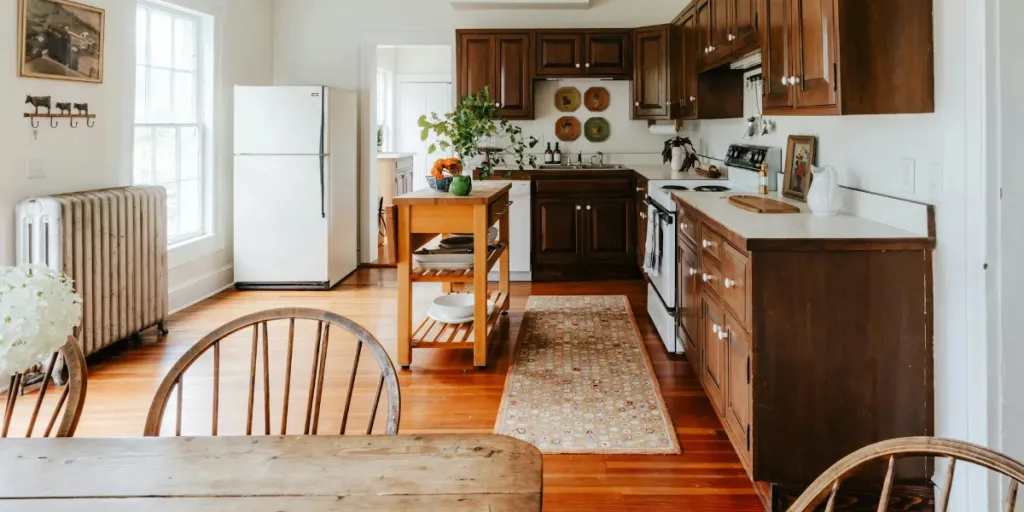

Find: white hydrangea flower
[0,265,82,382]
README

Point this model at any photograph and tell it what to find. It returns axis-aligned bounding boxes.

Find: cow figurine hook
[25,95,51,115]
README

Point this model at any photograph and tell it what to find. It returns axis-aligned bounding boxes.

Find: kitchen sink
[538,164,629,170]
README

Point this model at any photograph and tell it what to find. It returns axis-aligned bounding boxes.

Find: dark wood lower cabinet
[674,197,935,511]
[532,174,640,281]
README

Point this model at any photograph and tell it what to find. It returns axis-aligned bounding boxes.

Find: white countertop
[671,191,930,242]
[630,165,725,181]
[377,152,416,159]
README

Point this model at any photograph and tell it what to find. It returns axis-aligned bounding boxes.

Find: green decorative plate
[584,117,611,143]
[555,87,581,112]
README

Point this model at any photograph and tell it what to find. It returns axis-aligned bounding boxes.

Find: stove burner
[661,185,690,191]
[695,186,730,192]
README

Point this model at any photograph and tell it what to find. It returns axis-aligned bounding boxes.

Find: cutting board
[728,195,801,214]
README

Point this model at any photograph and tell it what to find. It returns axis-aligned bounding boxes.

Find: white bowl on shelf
[428,294,495,324]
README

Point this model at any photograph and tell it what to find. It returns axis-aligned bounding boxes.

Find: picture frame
[17,0,105,83]
[782,135,818,201]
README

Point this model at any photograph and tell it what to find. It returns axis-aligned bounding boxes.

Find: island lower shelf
[411,290,510,349]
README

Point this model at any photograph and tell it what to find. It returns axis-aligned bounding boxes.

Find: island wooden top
[394,182,512,205]
[0,434,543,511]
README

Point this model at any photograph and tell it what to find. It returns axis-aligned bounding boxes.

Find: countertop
[672,190,932,244]
[395,182,511,205]
[377,152,416,159]
[630,165,724,181]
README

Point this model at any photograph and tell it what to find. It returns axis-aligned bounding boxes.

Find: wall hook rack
[23,113,98,134]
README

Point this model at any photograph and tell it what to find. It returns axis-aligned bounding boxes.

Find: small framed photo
[783,135,817,201]
[18,0,105,83]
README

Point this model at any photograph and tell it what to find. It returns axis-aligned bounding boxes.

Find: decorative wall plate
[584,87,610,112]
[555,87,581,112]
[555,117,582,142]
[584,117,611,143]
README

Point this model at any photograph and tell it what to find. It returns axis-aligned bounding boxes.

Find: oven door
[645,199,677,310]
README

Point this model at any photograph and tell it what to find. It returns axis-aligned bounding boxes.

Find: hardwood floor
[64,268,763,511]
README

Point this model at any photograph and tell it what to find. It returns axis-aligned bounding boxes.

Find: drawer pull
[688,267,699,276]
[717,329,728,340]
[702,273,714,283]
[724,278,735,289]
[702,239,714,249]
[681,223,689,230]
[712,323,720,334]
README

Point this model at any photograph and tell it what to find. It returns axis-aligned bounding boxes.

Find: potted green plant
[418,87,537,195]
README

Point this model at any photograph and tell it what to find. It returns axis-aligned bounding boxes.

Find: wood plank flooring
[64,268,763,511]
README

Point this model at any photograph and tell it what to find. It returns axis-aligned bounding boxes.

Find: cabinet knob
[690,96,697,102]
[782,76,789,86]
[710,46,716,51]
[688,267,699,276]
[494,102,501,107]
[702,239,713,249]
[724,278,735,289]
[585,63,591,68]
[681,223,689,230]
[575,63,581,68]
[636,187,642,192]
[586,205,592,211]
[576,205,582,211]
[635,102,641,107]
[717,329,728,340]
[792,76,801,85]
[702,273,713,283]
[712,323,719,334]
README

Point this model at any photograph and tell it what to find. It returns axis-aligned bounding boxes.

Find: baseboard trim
[488,271,533,282]
[169,264,235,314]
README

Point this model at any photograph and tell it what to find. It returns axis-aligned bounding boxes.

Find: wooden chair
[1,336,88,438]
[144,308,401,437]
[788,437,1024,512]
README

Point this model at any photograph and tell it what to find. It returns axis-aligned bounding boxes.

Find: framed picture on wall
[783,135,817,201]
[17,0,105,83]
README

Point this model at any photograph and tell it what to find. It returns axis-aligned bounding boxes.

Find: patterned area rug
[495,296,680,454]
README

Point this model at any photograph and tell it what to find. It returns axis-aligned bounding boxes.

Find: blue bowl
[427,176,452,191]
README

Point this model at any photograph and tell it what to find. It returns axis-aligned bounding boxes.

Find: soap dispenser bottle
[553,143,562,165]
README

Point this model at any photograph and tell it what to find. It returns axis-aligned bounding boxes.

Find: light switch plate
[26,158,45,179]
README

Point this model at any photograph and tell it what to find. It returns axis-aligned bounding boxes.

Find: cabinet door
[710,0,730,61]
[495,34,533,119]
[724,314,752,461]
[679,241,701,345]
[695,0,712,68]
[632,26,670,119]
[792,0,838,109]
[761,0,794,109]
[679,12,699,118]
[457,33,496,100]
[677,243,699,370]
[533,197,584,265]
[729,0,758,50]
[702,295,727,414]
[585,31,631,77]
[583,197,635,265]
[535,33,584,77]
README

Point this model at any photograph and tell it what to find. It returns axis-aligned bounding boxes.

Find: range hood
[450,0,590,8]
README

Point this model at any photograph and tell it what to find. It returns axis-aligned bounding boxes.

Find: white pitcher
[807,165,841,216]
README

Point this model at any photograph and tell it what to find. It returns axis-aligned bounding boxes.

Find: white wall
[0,0,274,313]
[394,46,450,75]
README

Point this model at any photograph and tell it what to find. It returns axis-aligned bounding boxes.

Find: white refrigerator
[233,86,359,289]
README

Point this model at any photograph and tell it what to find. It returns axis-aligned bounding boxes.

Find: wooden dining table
[0,434,542,511]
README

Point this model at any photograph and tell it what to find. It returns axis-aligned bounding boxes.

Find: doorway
[369,44,454,265]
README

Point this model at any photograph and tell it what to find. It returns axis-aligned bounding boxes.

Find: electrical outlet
[899,158,916,194]
[928,163,944,201]
[26,158,45,179]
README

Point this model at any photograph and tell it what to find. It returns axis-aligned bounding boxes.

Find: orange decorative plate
[555,87,581,112]
[555,117,581,142]
[584,87,610,112]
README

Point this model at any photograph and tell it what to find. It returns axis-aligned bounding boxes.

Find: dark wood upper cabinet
[632,25,673,119]
[711,0,730,61]
[456,30,535,119]
[584,31,632,78]
[494,34,533,119]
[761,0,795,109]
[729,0,759,51]
[676,11,700,119]
[762,0,935,116]
[533,197,583,266]
[457,33,496,102]
[583,197,635,266]
[695,0,713,68]
[535,33,583,77]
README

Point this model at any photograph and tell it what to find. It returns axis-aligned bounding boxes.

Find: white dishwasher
[489,180,532,281]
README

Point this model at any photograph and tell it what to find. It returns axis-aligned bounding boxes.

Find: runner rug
[494,295,680,454]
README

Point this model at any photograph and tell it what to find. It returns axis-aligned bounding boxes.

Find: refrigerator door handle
[319,87,326,218]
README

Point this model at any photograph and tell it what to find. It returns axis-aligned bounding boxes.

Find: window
[376,68,392,152]
[134,1,211,244]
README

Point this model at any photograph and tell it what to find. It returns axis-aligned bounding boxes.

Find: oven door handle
[647,197,675,224]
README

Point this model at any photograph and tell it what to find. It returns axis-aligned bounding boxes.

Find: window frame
[133,0,211,247]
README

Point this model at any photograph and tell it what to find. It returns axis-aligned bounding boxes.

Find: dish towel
[643,211,662,277]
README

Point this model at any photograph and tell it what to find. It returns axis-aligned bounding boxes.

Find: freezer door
[234,155,328,284]
[234,86,326,155]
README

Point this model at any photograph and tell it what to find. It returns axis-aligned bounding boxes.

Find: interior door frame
[361,34,457,264]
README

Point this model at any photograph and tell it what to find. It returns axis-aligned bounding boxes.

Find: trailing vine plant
[418,87,538,179]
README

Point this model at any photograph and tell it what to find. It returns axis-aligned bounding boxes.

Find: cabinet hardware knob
[712,323,720,333]
[782,76,789,86]
[681,223,689,230]
[688,267,699,276]
[585,63,591,68]
[635,101,641,107]
[718,329,728,340]
[576,205,582,211]
[636,187,642,192]
[495,102,501,107]
[792,76,801,84]
[690,96,697,102]
[724,278,735,289]
[586,205,592,211]
[575,63,581,68]
[702,239,713,248]
[702,273,713,282]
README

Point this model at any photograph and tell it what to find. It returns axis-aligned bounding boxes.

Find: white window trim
[134,0,223,268]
